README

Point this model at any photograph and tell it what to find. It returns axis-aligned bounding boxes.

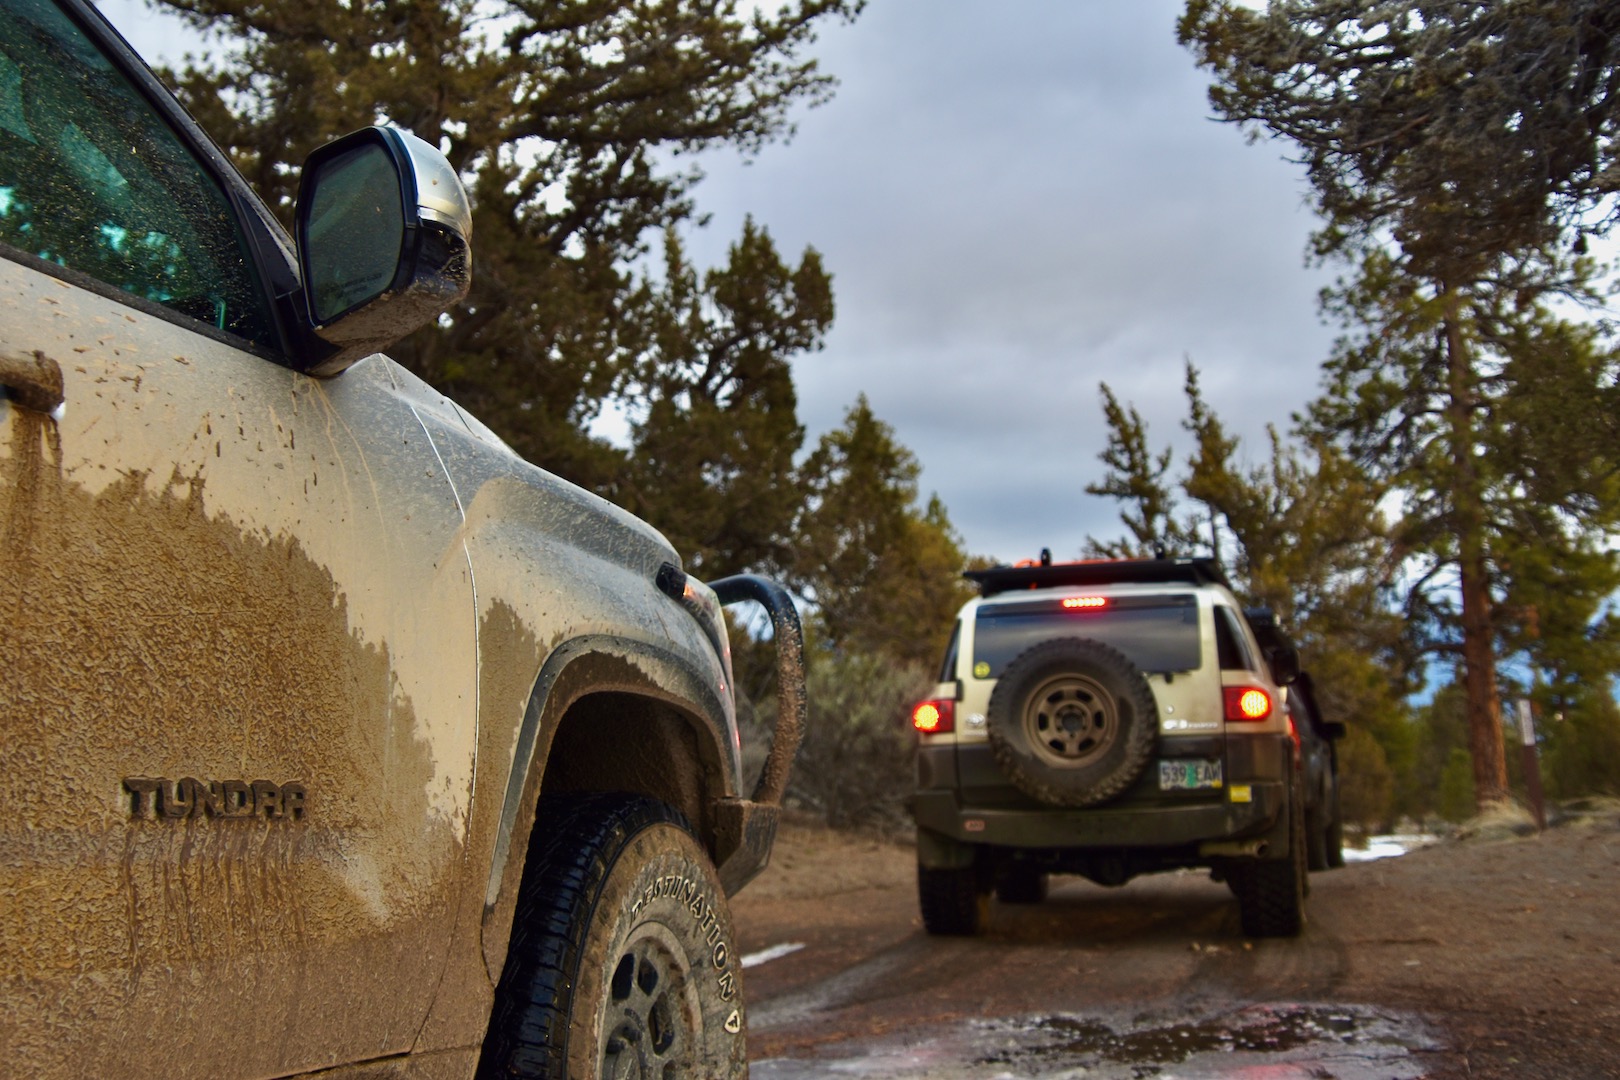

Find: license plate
[1159,759,1222,791]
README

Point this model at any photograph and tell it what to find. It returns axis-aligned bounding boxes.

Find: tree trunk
[1444,305,1510,809]
[1458,551,1508,807]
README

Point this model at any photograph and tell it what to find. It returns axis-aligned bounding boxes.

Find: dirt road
[732,808,1620,1078]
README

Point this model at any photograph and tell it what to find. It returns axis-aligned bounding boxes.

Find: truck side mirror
[1266,644,1300,686]
[294,126,472,375]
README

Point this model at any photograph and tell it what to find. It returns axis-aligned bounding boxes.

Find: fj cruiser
[910,554,1339,939]
[0,1,803,1076]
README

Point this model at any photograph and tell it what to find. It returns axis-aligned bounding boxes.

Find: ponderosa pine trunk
[1443,302,1510,808]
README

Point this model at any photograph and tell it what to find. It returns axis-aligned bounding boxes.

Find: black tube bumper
[708,573,806,895]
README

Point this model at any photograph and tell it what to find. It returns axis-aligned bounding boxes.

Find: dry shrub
[752,649,931,830]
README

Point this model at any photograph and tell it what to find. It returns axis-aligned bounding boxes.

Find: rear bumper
[910,783,1285,850]
[910,734,1292,856]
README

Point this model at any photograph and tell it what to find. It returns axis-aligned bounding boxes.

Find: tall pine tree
[1181,0,1620,808]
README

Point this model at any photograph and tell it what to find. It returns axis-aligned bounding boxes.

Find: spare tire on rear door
[986,638,1158,807]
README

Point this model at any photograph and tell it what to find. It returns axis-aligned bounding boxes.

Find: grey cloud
[687,2,1338,562]
[101,0,1339,564]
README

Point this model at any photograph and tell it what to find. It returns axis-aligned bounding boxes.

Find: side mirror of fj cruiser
[294,126,472,375]
[1265,644,1300,687]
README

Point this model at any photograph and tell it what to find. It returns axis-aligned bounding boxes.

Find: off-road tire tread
[918,864,987,936]
[986,638,1158,807]
[477,793,689,1078]
[1232,779,1307,938]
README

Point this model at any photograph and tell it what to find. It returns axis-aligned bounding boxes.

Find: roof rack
[964,556,1232,597]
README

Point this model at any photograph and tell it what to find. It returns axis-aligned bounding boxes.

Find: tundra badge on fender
[123,778,308,821]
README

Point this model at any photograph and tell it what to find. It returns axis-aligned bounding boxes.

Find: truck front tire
[479,794,746,1078]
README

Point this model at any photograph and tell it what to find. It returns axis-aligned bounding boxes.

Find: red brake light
[1224,687,1272,722]
[912,699,955,734]
[1062,596,1107,610]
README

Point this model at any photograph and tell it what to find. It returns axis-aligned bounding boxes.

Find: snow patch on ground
[1343,833,1439,863]
[742,942,807,969]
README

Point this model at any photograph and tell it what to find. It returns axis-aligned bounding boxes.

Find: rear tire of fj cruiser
[478,794,746,1079]
[1231,775,1308,938]
[995,865,1049,905]
[986,638,1158,807]
[918,862,990,936]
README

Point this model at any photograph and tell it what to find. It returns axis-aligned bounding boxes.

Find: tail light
[912,699,955,734]
[1224,687,1272,722]
[1062,596,1108,610]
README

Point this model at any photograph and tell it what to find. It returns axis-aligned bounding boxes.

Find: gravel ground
[732,803,1620,1078]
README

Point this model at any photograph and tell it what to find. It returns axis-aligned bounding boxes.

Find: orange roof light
[1062,596,1108,610]
[1224,687,1272,722]
[911,699,955,734]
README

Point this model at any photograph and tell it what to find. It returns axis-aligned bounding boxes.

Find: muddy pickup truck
[0,1,804,1077]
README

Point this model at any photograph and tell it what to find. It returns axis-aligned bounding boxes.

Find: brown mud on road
[732,808,1620,1079]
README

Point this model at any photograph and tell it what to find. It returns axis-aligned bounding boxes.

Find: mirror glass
[302,143,404,323]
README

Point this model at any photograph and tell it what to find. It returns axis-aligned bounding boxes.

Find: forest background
[131,0,1619,829]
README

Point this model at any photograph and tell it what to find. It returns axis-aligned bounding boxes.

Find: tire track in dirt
[1176,881,1353,1006]
[742,861,1363,1067]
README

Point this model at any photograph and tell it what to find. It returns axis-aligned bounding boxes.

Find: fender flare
[478,634,735,980]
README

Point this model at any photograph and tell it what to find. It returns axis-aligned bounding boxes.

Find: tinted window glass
[0,0,274,345]
[1214,606,1256,672]
[974,595,1200,678]
[938,620,961,682]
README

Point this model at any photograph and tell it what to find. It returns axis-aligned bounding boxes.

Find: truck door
[0,1,475,1073]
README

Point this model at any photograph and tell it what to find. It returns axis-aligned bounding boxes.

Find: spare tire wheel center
[1024,671,1118,766]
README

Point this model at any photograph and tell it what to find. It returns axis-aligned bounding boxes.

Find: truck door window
[0,0,274,346]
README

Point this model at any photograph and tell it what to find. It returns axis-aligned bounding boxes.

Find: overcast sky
[673,1,1339,564]
[101,0,1339,566]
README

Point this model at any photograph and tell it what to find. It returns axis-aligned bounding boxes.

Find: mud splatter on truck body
[0,2,804,1076]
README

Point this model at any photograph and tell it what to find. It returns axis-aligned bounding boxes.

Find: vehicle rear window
[973,595,1200,678]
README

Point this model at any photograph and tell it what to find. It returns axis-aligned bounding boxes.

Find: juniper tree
[155,0,863,496]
